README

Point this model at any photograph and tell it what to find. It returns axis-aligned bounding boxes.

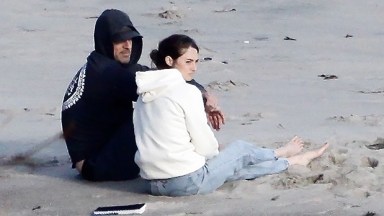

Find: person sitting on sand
[133,34,329,196]
[61,9,223,181]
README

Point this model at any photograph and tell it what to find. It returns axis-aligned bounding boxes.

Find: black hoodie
[61,9,149,167]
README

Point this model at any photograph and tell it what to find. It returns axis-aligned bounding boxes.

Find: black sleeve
[186,79,207,105]
[116,64,151,102]
[187,79,207,93]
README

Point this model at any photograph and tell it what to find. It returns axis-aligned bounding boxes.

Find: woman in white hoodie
[133,34,329,196]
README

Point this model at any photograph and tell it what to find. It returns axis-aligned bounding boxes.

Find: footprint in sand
[226,112,263,125]
[329,148,348,166]
[271,174,301,189]
[240,112,263,125]
[141,5,183,21]
[207,80,249,91]
[271,173,317,189]
[327,114,384,126]
[272,172,335,190]
[158,9,183,19]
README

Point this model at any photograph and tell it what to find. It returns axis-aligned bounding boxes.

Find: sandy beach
[1,0,384,215]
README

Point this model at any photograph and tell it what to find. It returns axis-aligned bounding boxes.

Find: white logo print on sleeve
[62,64,86,111]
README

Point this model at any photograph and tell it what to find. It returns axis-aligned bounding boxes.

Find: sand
[0,0,383,215]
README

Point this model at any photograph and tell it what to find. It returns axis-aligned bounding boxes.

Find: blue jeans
[149,140,289,196]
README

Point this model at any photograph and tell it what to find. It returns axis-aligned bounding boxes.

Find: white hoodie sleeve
[183,86,219,159]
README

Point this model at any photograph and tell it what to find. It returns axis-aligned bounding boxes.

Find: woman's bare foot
[287,143,329,166]
[275,136,304,158]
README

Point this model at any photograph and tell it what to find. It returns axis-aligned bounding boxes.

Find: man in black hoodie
[61,9,149,181]
[62,9,224,181]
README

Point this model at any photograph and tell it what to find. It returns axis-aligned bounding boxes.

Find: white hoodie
[134,69,219,180]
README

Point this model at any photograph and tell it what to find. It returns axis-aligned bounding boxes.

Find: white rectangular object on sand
[93,203,146,215]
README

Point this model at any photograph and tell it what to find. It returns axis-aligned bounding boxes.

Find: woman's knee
[228,140,254,151]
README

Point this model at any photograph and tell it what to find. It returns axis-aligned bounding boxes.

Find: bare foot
[275,136,304,158]
[287,143,329,166]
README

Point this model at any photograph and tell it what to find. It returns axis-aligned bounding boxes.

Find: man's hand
[206,106,225,131]
[204,92,225,131]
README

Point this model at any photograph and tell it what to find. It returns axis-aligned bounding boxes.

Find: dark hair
[150,34,199,69]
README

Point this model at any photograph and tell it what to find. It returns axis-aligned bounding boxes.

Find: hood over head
[94,9,143,64]
[136,69,185,102]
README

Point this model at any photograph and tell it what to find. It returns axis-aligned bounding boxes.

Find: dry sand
[1,0,383,215]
